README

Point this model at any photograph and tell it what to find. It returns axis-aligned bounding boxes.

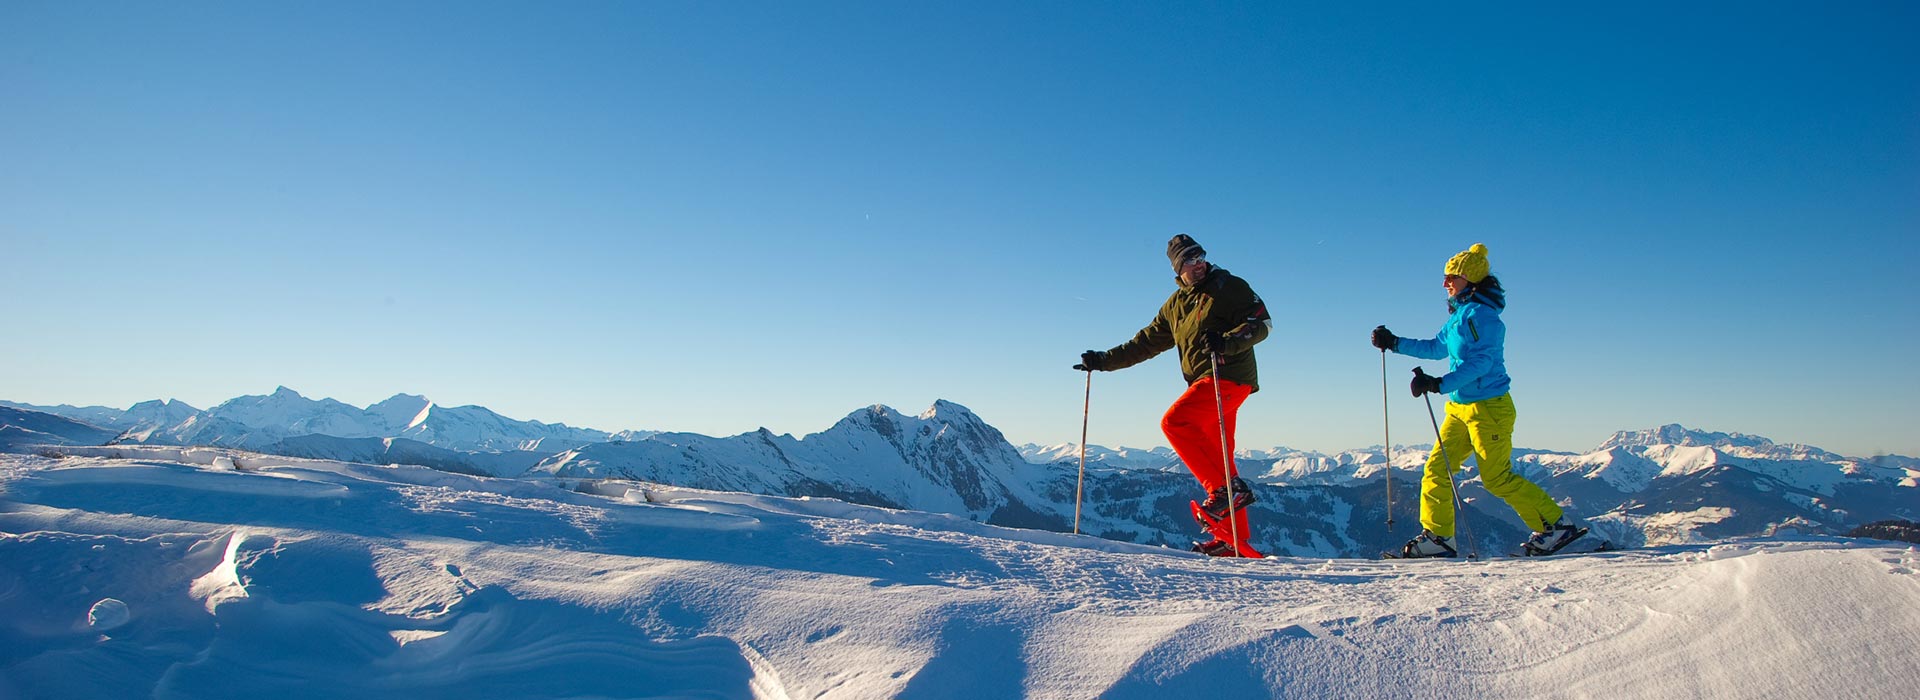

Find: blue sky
[4,2,1916,457]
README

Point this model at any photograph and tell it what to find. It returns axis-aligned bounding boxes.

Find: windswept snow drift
[2,451,1917,699]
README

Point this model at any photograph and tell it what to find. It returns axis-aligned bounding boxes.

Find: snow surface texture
[3,452,1916,699]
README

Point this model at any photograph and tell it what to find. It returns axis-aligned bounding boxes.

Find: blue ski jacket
[1395,282,1511,404]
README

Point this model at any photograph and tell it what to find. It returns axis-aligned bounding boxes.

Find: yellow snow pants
[1421,393,1564,538]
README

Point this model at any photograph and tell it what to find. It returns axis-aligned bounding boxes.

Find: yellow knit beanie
[1444,243,1491,283]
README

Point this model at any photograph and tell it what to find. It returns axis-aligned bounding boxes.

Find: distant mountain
[1598,424,1844,461]
[0,400,136,429]
[4,388,617,455]
[1017,443,1180,471]
[0,406,119,447]
[114,399,203,438]
[3,398,206,444]
[387,399,608,453]
[536,401,1067,529]
[209,387,374,437]
[261,434,550,477]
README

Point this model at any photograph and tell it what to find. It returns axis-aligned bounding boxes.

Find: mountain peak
[214,387,318,411]
[830,404,899,424]
[920,399,979,423]
[129,398,198,412]
[369,394,435,431]
[370,393,433,411]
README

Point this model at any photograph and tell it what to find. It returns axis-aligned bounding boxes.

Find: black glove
[1410,367,1443,397]
[1073,350,1106,372]
[1371,325,1398,351]
[1199,331,1226,356]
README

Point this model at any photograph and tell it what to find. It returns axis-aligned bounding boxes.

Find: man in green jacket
[1075,234,1273,556]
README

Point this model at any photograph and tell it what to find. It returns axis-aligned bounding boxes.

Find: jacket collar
[1448,277,1506,312]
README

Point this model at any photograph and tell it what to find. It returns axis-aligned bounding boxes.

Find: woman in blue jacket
[1371,243,1583,557]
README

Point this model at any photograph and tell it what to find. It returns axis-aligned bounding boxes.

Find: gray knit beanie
[1167,234,1206,271]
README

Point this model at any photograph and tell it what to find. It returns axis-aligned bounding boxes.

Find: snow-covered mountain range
[1015,442,1181,471]
[3,388,628,454]
[533,401,1056,522]
[4,392,1914,558]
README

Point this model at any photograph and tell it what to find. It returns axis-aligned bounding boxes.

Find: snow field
[2,453,1916,699]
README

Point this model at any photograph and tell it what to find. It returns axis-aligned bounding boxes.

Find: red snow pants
[1162,376,1254,531]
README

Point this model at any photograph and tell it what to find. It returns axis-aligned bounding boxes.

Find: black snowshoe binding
[1519,517,1589,556]
[1191,539,1237,557]
[1389,530,1458,559]
[1199,476,1257,520]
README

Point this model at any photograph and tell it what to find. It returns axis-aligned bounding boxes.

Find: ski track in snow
[2,452,1917,699]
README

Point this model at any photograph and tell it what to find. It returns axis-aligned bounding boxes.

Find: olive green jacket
[1101,266,1272,390]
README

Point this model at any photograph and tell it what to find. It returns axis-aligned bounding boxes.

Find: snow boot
[1398,530,1459,559]
[1520,516,1588,556]
[1199,476,1257,520]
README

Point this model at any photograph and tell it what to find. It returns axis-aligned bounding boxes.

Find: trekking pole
[1419,375,1479,561]
[1211,350,1241,556]
[1074,369,1091,535]
[1381,349,1394,532]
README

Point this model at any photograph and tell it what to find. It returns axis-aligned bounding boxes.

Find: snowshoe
[1188,500,1264,558]
[1198,476,1257,520]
